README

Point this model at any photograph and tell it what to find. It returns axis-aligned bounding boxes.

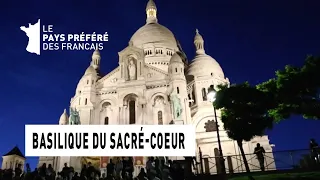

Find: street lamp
[207,85,226,174]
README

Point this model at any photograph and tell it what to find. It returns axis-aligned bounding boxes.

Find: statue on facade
[170,94,183,119]
[154,96,165,107]
[128,57,136,80]
[101,102,112,112]
[69,107,81,125]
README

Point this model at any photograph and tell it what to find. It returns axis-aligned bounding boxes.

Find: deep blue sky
[0,0,319,170]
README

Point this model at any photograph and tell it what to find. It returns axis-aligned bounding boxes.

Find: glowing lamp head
[207,85,216,102]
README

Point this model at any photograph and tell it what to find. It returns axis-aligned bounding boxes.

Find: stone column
[118,106,121,124]
[118,104,127,125]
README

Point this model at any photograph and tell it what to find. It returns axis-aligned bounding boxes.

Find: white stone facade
[2,155,25,171]
[38,0,275,174]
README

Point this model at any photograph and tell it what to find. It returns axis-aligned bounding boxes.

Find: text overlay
[25,125,196,157]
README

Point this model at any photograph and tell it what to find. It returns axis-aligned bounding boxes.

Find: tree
[214,82,275,178]
[257,56,320,121]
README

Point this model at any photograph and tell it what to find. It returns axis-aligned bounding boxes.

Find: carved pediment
[97,67,120,88]
[145,64,168,81]
[118,46,144,63]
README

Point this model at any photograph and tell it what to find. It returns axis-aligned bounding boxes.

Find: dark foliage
[257,56,320,121]
[214,82,275,142]
[213,82,275,178]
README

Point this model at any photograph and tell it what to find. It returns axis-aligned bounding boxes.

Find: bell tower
[146,0,158,24]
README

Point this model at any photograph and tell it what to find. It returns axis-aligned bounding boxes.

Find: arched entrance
[123,94,139,124]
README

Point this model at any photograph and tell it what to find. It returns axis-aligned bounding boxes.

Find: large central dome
[130,23,177,49]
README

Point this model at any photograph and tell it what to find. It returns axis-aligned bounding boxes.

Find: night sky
[0,0,319,169]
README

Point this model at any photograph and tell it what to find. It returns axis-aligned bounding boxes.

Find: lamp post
[207,85,226,174]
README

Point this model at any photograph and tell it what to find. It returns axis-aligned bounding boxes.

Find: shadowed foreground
[229,172,320,180]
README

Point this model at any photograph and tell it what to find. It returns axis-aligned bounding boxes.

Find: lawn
[229,171,320,180]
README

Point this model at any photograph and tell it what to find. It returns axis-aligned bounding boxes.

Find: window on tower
[175,68,177,72]
[85,98,88,105]
[192,87,196,104]
[149,10,154,16]
[104,117,109,125]
[202,88,207,101]
[177,87,180,94]
[158,111,163,125]
[188,94,192,107]
[148,9,156,17]
[208,85,214,94]
[129,100,136,124]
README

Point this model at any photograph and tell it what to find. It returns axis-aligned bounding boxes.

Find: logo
[20,19,109,55]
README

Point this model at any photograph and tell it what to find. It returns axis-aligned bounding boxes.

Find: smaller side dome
[169,52,183,64]
[84,65,96,75]
[187,54,224,78]
[59,109,69,125]
[93,49,100,56]
[194,29,204,43]
[187,29,225,79]
[168,52,185,76]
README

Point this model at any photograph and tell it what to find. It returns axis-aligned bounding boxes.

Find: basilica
[38,0,275,175]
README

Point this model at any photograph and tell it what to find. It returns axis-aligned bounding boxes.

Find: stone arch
[150,92,168,104]
[194,115,215,133]
[153,96,165,107]
[192,107,222,133]
[119,50,143,64]
[202,154,210,158]
[119,91,143,105]
[98,97,117,108]
[123,93,139,124]
[126,55,138,81]
[118,47,145,80]
[127,54,138,62]
[102,101,111,108]
[192,108,221,126]
[99,98,116,125]
[149,93,169,125]
[123,93,139,105]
